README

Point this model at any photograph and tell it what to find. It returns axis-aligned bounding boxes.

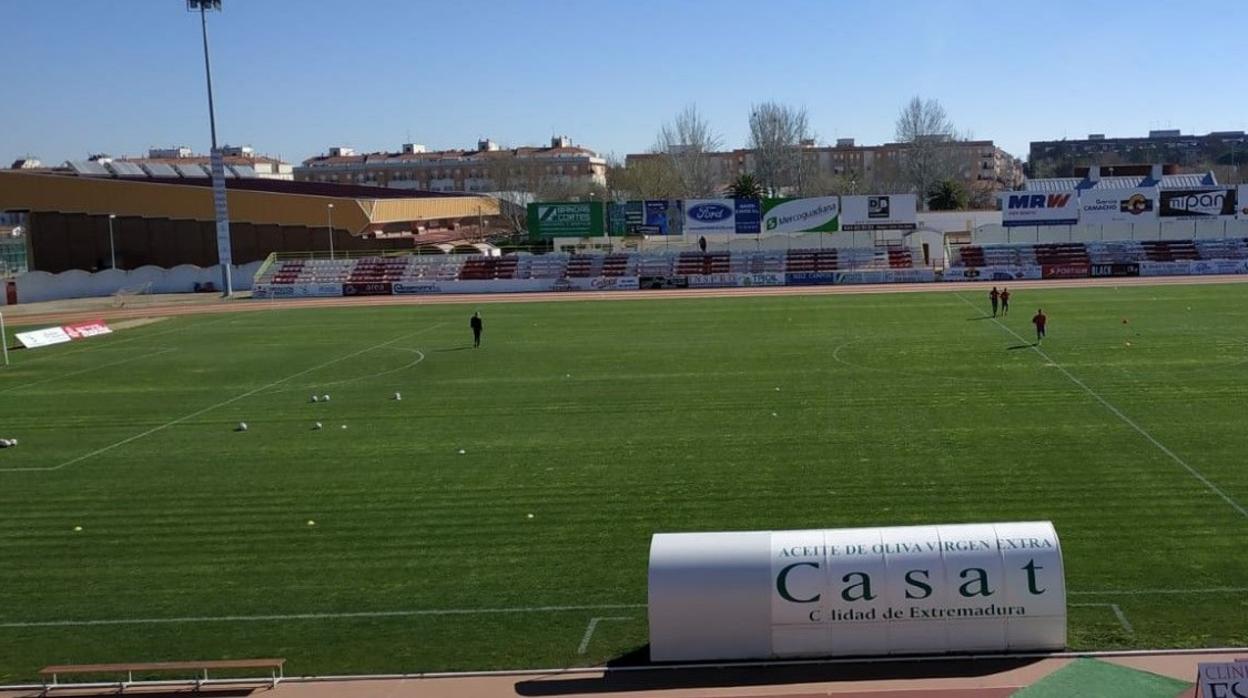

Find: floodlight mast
[188,0,233,296]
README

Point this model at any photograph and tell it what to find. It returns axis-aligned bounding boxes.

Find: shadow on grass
[514,645,1044,695]
[432,346,472,353]
[1007,343,1036,351]
[967,316,996,321]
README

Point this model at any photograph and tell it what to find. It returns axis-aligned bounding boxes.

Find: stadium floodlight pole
[0,312,8,367]
[188,0,233,297]
[327,203,335,259]
[108,214,117,269]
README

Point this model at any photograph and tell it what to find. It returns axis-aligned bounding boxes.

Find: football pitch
[0,283,1246,682]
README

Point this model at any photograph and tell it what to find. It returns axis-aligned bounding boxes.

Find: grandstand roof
[0,171,501,234]
[1024,172,1218,192]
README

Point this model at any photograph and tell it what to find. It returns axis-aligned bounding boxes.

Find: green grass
[1013,658,1191,698]
[0,284,1246,682]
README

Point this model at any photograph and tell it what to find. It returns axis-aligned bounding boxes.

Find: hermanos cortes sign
[649,521,1065,661]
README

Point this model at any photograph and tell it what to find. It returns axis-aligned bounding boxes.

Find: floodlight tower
[188,0,233,296]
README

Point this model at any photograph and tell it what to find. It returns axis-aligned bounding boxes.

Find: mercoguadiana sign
[648,521,1065,661]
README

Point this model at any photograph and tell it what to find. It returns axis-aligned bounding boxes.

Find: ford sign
[688,203,732,221]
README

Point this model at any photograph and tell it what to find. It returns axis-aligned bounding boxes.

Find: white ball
[73,525,83,532]
[340,424,348,430]
[771,412,778,417]
[527,513,534,519]
[394,392,402,400]
[322,394,330,402]
[237,422,248,431]
[311,395,319,403]
[313,422,323,430]
[458,449,466,455]
[306,520,315,526]
[10,438,16,446]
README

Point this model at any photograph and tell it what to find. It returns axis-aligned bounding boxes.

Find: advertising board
[762,197,840,233]
[785,271,838,286]
[941,266,1043,281]
[1197,661,1248,698]
[884,269,936,283]
[343,282,393,296]
[683,199,736,234]
[15,326,72,349]
[1077,189,1158,224]
[733,198,762,234]
[682,199,761,235]
[62,319,113,339]
[392,281,441,295]
[1041,263,1090,279]
[1000,192,1079,227]
[639,276,690,289]
[649,521,1066,661]
[556,276,641,291]
[1158,189,1237,219]
[644,200,677,235]
[841,194,917,231]
[527,202,606,237]
[1189,260,1248,275]
[1139,261,1194,276]
[1089,263,1140,278]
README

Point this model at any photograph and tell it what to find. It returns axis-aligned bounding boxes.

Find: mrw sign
[648,521,1065,661]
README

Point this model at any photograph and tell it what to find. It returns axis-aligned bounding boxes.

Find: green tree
[927,179,968,211]
[726,173,763,199]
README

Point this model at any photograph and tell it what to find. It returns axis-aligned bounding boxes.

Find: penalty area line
[954,294,1248,520]
[0,322,443,474]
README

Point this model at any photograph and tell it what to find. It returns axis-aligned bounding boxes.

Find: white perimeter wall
[7,261,264,305]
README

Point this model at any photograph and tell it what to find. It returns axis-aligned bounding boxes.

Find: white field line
[3,587,1245,630]
[0,323,441,474]
[1068,586,1248,596]
[0,604,646,629]
[1070,602,1134,634]
[0,347,175,394]
[955,294,1248,520]
[577,616,631,655]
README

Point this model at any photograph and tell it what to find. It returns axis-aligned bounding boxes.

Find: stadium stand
[950,238,1248,268]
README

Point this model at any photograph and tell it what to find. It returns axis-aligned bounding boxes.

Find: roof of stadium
[0,171,501,234]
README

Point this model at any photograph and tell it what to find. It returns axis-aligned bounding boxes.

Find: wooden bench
[39,658,285,694]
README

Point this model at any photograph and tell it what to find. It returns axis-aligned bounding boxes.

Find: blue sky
[3,0,1246,166]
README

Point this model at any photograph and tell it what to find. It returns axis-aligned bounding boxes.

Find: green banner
[527,202,606,238]
[761,197,840,233]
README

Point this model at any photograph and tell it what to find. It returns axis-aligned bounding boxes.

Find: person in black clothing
[698,236,707,253]
[470,312,483,348]
[989,287,1000,317]
[1000,287,1011,316]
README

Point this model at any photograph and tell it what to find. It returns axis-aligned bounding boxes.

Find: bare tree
[609,154,684,200]
[748,102,813,196]
[653,104,723,197]
[894,96,961,209]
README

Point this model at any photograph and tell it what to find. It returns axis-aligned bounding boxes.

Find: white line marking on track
[0,348,175,394]
[577,616,631,655]
[1071,603,1134,634]
[0,604,646,629]
[955,294,1248,520]
[3,588,1244,629]
[0,323,442,474]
